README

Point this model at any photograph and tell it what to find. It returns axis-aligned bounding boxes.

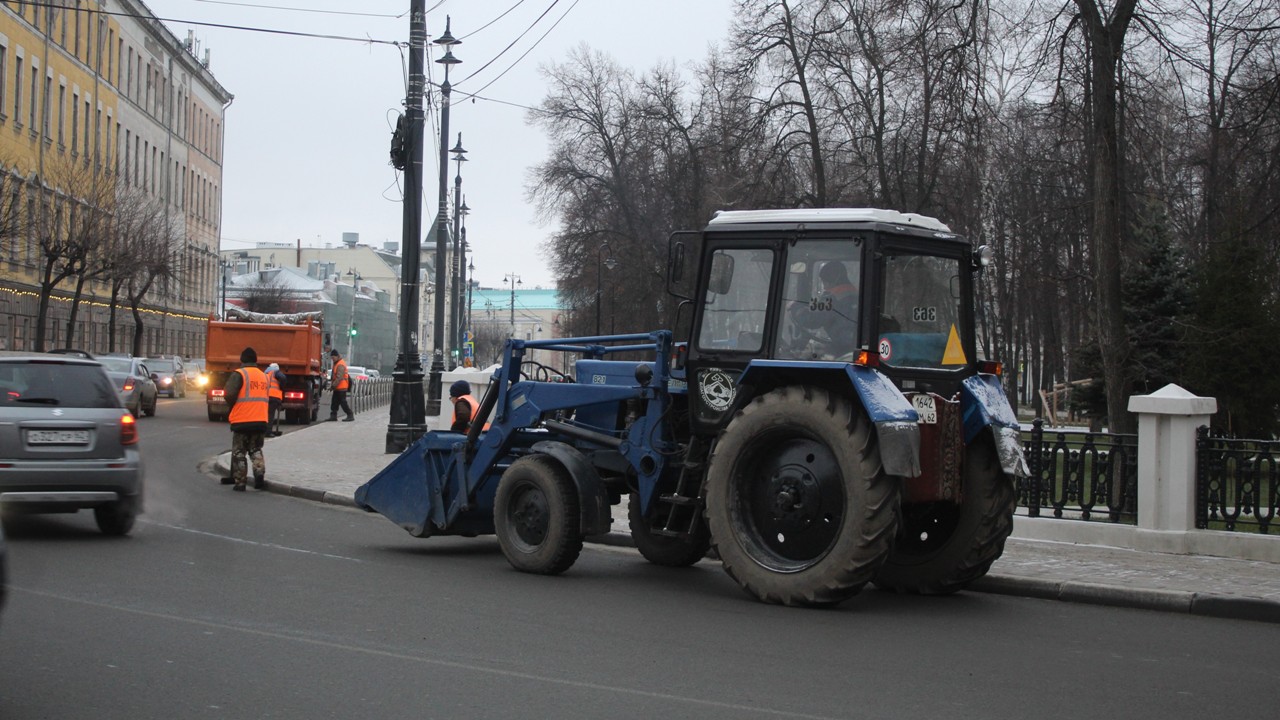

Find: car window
[0,361,122,408]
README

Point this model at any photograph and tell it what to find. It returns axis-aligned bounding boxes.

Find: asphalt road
[2,396,1277,720]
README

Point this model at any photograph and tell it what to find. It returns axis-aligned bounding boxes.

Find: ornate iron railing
[1195,427,1279,534]
[349,377,394,414]
[1018,419,1138,523]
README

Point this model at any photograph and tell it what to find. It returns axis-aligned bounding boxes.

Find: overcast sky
[146,0,733,289]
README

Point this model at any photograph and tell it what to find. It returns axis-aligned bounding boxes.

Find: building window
[0,45,6,121]
[28,65,37,130]
[14,56,23,126]
[42,74,50,138]
[83,99,89,157]
[60,85,68,149]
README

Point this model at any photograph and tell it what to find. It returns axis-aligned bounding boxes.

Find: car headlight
[197,375,209,387]
[162,377,172,385]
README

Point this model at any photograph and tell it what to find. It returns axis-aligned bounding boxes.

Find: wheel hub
[741,436,845,567]
[511,487,549,546]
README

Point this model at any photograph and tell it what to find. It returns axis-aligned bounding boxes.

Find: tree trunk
[1074,0,1138,434]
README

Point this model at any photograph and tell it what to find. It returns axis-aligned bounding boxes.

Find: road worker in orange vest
[328,349,354,422]
[449,380,489,434]
[223,347,270,492]
[265,362,286,437]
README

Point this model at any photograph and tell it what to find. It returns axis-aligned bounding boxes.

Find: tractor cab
[670,208,983,434]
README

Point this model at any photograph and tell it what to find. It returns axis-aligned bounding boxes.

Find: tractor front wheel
[494,455,583,575]
[872,435,1016,594]
[705,385,899,607]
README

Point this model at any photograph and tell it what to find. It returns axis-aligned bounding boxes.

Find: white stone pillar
[1127,384,1217,532]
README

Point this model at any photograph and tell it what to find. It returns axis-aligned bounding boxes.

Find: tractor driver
[785,261,859,358]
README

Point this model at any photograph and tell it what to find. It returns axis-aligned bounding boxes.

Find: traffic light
[349,324,358,337]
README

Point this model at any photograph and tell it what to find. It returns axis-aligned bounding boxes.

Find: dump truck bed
[205,319,323,376]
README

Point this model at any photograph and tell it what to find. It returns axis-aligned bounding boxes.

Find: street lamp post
[427,16,460,420]
[448,138,467,368]
[505,273,522,337]
[466,256,475,343]
[219,260,229,320]
[385,0,430,454]
[454,197,469,361]
[595,242,616,335]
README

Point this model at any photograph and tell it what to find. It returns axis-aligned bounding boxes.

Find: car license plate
[27,429,90,445]
[912,395,938,424]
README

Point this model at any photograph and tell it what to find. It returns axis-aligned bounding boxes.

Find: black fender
[529,440,612,536]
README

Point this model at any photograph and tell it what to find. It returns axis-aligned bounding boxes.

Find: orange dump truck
[205,310,325,423]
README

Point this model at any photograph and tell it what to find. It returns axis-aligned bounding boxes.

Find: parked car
[95,355,158,417]
[145,356,187,398]
[345,366,372,381]
[0,351,145,536]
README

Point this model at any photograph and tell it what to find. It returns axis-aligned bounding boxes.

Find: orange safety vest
[228,367,270,425]
[332,358,350,391]
[453,394,490,431]
[266,371,282,401]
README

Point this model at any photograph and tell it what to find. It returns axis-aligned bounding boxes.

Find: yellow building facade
[0,0,231,358]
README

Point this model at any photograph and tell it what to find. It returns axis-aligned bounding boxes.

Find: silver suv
[0,352,145,535]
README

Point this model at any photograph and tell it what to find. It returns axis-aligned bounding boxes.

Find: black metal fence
[1018,419,1138,524]
[1194,427,1279,534]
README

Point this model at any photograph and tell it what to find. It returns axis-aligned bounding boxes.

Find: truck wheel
[872,435,1016,594]
[705,385,899,606]
[495,455,583,575]
[628,492,710,567]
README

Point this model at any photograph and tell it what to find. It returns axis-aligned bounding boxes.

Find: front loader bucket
[355,433,460,537]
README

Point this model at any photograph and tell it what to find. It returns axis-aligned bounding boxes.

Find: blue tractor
[356,209,1028,606]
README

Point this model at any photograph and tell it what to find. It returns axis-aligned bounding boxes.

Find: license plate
[27,429,90,445]
[912,395,938,424]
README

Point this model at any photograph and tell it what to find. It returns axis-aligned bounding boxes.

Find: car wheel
[143,396,157,417]
[95,496,139,536]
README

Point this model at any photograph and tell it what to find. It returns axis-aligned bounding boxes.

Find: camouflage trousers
[231,430,266,484]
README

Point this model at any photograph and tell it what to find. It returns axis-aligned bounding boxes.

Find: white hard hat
[267,362,280,372]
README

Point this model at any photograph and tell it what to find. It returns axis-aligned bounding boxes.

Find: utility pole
[386,0,429,453]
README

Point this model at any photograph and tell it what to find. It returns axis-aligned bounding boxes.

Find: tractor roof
[707,208,951,233]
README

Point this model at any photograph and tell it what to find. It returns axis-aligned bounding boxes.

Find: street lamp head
[434,16,460,46]
[460,200,471,215]
[604,256,618,271]
[436,48,461,66]
[450,133,467,156]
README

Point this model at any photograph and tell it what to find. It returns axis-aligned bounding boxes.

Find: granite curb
[208,441,1280,625]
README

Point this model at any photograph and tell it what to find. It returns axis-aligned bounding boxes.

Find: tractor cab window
[877,252,967,370]
[775,239,863,361]
[696,247,773,353]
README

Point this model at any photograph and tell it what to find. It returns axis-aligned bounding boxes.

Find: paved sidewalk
[211,410,1280,623]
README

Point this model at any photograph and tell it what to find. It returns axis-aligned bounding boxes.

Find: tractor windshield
[877,252,968,371]
[696,247,774,353]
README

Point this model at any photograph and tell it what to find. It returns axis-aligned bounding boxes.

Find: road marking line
[145,521,364,562]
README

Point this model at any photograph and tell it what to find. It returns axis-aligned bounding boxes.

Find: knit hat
[330,349,340,357]
[240,347,257,364]
[450,380,471,398]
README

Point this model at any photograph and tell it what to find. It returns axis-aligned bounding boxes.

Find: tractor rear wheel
[628,492,711,567]
[494,455,583,575]
[872,435,1016,594]
[705,385,899,607]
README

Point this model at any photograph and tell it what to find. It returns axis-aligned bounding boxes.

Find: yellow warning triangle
[942,324,967,365]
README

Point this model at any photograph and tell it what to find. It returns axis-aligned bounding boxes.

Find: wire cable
[466,0,581,97]
[458,0,532,41]
[192,0,405,18]
[456,0,561,86]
